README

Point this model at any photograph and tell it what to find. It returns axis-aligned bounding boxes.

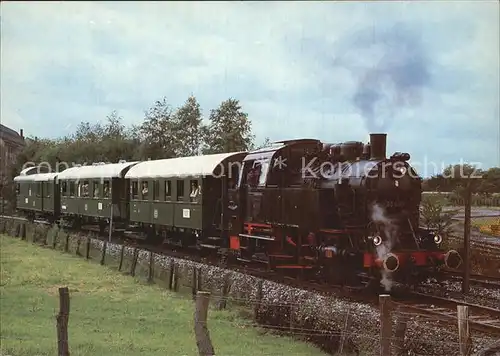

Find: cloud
[1,1,498,175]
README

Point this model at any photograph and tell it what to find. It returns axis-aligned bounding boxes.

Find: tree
[202,98,254,154]
[173,95,203,156]
[255,137,271,150]
[420,195,458,236]
[138,97,178,159]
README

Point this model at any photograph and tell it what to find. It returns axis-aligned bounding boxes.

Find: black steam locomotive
[228,133,461,288]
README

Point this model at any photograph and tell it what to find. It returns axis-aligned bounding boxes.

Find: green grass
[0,235,328,356]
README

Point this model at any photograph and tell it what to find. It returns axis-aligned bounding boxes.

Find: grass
[0,235,328,356]
[471,217,500,236]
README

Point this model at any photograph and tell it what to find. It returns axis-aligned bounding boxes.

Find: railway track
[3,215,500,336]
[394,291,500,335]
[442,270,500,288]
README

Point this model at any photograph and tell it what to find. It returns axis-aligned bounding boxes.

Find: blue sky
[1,1,498,177]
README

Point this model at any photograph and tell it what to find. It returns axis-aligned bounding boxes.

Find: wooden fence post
[254,280,263,321]
[56,287,70,356]
[173,264,179,292]
[130,248,138,276]
[216,273,230,310]
[75,236,81,256]
[194,291,215,356]
[85,238,91,260]
[118,245,125,271]
[168,261,175,290]
[64,233,69,252]
[192,267,198,300]
[148,251,154,283]
[100,241,107,265]
[379,294,392,356]
[393,309,408,356]
[458,305,472,356]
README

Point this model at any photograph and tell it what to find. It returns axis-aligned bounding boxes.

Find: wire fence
[1,217,499,356]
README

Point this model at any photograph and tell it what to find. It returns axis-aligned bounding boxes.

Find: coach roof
[125,152,246,179]
[56,161,139,180]
[14,173,58,182]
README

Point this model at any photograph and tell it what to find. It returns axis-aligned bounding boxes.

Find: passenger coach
[124,152,246,251]
[56,161,138,230]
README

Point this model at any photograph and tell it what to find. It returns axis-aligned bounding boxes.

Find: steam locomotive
[14,133,462,290]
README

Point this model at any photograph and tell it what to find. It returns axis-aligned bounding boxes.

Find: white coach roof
[125,152,246,179]
[56,161,139,180]
[14,173,58,182]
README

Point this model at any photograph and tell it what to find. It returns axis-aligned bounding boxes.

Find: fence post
[64,233,69,252]
[56,287,70,356]
[85,237,91,260]
[130,248,138,276]
[148,251,154,283]
[168,261,175,290]
[458,305,472,356]
[194,291,215,356]
[100,241,107,265]
[216,273,230,310]
[379,294,392,356]
[192,267,198,300]
[254,280,263,321]
[118,245,125,271]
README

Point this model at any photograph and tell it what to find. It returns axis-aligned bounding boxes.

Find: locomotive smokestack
[370,133,387,160]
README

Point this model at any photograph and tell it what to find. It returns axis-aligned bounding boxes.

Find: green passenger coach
[14,171,59,222]
[124,152,246,250]
[56,161,138,230]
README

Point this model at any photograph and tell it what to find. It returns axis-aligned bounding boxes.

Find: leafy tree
[420,195,458,236]
[137,97,178,160]
[173,96,203,156]
[202,98,254,154]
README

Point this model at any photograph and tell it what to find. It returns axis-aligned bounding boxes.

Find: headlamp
[373,235,382,246]
[433,234,442,244]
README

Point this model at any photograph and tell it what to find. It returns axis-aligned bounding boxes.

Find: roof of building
[0,124,24,145]
[56,161,139,180]
[125,152,246,179]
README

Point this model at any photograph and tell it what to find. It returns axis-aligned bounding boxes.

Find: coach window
[153,181,160,201]
[141,181,149,200]
[103,181,111,198]
[16,184,20,194]
[81,180,89,197]
[93,181,100,198]
[61,181,67,196]
[46,183,51,198]
[176,180,184,201]
[189,180,199,202]
[36,182,42,197]
[69,181,76,197]
[131,181,138,200]
[258,159,270,187]
[165,181,171,201]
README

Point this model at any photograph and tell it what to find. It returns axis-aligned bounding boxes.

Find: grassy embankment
[0,235,327,356]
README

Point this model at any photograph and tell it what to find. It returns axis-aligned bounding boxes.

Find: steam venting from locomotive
[371,203,399,291]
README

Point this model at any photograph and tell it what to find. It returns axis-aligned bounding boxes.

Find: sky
[1,1,499,177]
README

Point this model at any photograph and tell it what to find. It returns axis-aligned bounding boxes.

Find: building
[1,124,25,212]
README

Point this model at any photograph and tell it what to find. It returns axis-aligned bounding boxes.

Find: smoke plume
[333,23,432,132]
[371,203,399,291]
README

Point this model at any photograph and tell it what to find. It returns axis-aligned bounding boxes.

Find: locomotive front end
[362,133,462,286]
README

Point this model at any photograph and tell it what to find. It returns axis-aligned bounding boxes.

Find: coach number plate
[183,208,190,219]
